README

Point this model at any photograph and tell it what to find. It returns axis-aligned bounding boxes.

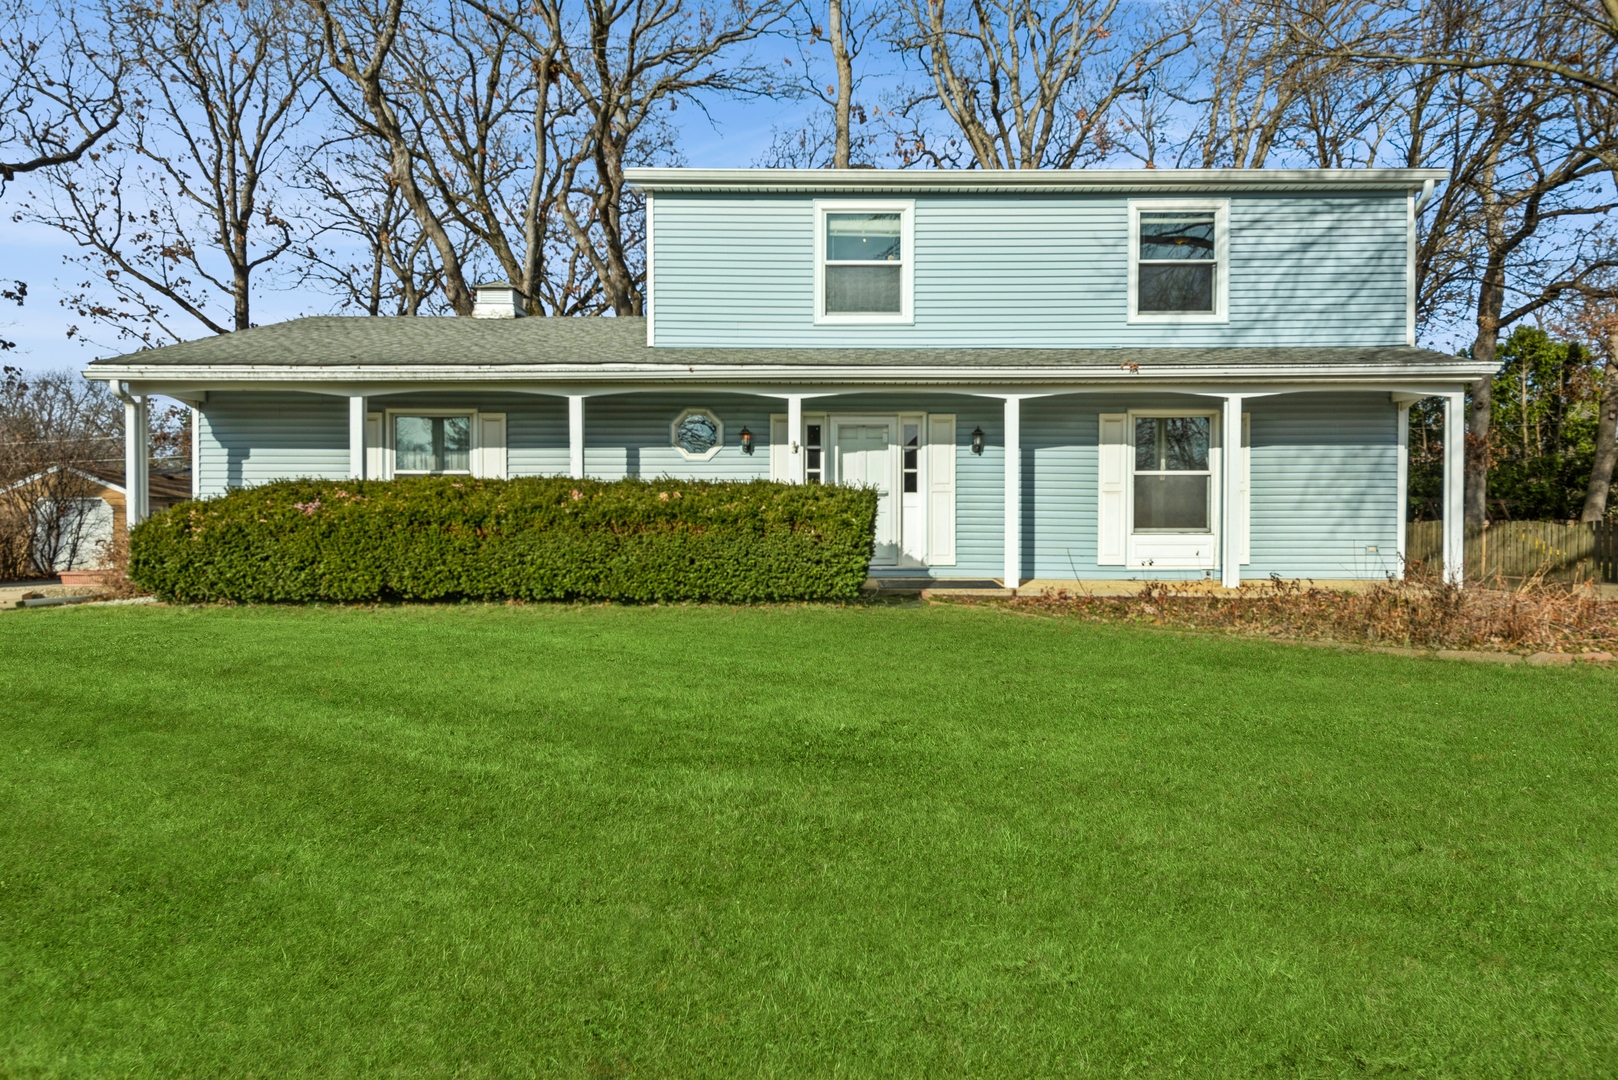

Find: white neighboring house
[1,466,189,575]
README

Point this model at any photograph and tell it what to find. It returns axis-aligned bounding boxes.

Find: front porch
[110,381,1471,588]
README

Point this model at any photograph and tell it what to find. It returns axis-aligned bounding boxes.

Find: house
[83,168,1488,588]
[0,465,190,574]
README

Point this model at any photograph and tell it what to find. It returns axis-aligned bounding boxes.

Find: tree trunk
[829,0,852,168]
[1466,262,1505,524]
[1581,332,1618,522]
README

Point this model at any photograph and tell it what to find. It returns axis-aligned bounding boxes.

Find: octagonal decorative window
[671,408,724,460]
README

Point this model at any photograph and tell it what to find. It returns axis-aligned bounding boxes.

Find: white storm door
[834,417,899,567]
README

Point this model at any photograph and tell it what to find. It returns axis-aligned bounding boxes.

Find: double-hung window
[1128,200,1229,322]
[815,200,914,323]
[1132,415,1212,532]
[393,414,472,474]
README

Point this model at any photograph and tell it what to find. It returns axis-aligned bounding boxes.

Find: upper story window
[814,200,914,324]
[1128,200,1229,324]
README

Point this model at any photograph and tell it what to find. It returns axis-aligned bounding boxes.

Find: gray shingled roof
[89,315,1468,370]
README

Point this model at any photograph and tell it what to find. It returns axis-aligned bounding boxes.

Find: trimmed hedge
[129,476,880,603]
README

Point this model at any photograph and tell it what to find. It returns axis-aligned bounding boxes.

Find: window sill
[813,312,914,326]
[1126,312,1229,325]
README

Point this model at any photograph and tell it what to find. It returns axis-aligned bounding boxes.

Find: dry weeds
[1006,571,1618,655]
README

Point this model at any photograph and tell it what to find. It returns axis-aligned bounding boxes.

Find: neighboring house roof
[0,465,190,504]
[84,316,1490,382]
[624,167,1450,195]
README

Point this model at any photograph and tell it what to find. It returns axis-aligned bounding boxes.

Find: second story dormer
[630,168,1444,350]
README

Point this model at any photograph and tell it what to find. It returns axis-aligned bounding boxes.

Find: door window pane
[902,422,919,493]
[1134,475,1210,530]
[806,423,823,484]
[394,414,472,473]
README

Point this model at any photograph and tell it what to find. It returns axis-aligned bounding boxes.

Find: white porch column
[190,406,201,498]
[1443,390,1464,586]
[348,395,366,479]
[1395,401,1411,572]
[1003,395,1021,589]
[786,394,804,483]
[568,394,586,479]
[124,393,149,531]
[1220,394,1242,589]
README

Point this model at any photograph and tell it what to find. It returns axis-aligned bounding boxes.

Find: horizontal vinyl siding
[369,392,568,477]
[1246,393,1401,579]
[653,193,1409,348]
[809,393,1006,578]
[1025,392,1227,581]
[1022,392,1400,580]
[582,393,773,481]
[198,392,348,495]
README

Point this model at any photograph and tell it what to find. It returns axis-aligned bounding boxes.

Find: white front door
[835,418,899,566]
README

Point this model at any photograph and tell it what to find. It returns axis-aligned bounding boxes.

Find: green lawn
[2,603,1615,1077]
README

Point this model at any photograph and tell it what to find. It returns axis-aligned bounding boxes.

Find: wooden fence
[1406,520,1618,584]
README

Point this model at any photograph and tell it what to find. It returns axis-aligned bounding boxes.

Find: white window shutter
[476,413,507,479]
[1240,412,1251,564]
[1098,413,1127,565]
[770,414,788,481]
[927,413,956,566]
[365,413,383,479]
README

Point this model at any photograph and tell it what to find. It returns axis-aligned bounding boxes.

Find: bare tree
[886,0,1203,169]
[760,0,886,168]
[470,0,784,314]
[0,0,124,189]
[1177,0,1402,169]
[1576,303,1618,520]
[314,0,786,317]
[301,136,457,316]
[0,366,122,577]
[1315,0,1618,109]
[18,0,320,345]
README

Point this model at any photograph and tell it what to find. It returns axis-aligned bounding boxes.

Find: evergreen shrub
[129,476,880,603]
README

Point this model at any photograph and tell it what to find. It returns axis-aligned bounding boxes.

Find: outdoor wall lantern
[739,426,754,455]
[971,426,985,455]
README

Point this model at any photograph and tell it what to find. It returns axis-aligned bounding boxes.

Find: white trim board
[625,167,1450,194]
[1127,199,1230,325]
[812,199,915,326]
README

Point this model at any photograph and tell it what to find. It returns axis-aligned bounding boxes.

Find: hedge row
[128,476,880,603]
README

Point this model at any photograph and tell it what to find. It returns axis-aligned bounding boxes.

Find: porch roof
[86,316,1489,383]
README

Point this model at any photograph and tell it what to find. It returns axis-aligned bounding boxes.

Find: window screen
[825,213,902,314]
[1137,213,1216,313]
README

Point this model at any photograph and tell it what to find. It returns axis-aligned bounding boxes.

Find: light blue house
[87,168,1487,588]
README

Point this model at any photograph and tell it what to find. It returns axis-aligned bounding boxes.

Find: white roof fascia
[91,360,1496,387]
[624,167,1451,195]
[0,464,125,495]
